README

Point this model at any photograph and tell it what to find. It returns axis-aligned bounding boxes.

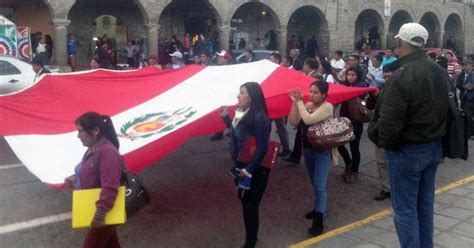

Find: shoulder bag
[347,97,373,123]
[307,117,356,150]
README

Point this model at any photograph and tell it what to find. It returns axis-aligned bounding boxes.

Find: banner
[0,61,375,186]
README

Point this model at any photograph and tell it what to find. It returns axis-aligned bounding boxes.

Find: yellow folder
[72,186,126,229]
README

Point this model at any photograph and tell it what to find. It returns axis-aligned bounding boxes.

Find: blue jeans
[303,148,331,216]
[386,140,442,248]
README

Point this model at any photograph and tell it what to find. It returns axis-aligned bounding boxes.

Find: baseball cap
[216,50,231,59]
[169,51,183,59]
[395,23,429,47]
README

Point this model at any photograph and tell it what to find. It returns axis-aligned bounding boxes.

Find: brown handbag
[347,98,373,123]
[307,117,356,150]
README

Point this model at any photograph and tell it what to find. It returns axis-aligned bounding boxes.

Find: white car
[0,55,59,95]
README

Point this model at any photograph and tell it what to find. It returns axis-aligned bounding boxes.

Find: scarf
[232,107,249,128]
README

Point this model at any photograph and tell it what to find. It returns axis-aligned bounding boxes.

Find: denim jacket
[223,111,270,174]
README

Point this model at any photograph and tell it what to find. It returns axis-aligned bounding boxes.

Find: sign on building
[0,15,31,60]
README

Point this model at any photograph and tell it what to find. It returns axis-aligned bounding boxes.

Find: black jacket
[368,51,449,149]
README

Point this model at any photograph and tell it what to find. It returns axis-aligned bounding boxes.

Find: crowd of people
[45,23,474,248]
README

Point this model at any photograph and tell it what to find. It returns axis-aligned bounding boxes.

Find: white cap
[169,51,183,59]
[216,50,231,59]
[395,23,429,47]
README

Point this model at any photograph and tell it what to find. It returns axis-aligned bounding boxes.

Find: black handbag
[93,149,150,219]
[442,84,469,160]
[121,166,150,218]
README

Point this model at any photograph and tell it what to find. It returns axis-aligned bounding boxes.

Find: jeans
[386,140,442,248]
[303,148,331,215]
[338,122,363,172]
[241,167,270,246]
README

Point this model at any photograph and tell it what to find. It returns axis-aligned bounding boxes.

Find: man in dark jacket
[368,23,449,248]
[32,59,51,82]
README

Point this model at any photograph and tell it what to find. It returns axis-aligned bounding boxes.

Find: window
[0,61,21,75]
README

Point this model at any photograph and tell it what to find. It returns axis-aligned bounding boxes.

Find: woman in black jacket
[338,66,368,183]
[220,82,271,248]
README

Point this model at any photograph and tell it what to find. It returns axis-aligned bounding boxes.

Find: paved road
[0,127,472,247]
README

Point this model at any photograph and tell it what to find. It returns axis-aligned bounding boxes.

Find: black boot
[308,212,324,236]
[305,209,315,220]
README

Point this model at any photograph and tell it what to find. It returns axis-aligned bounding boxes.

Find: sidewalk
[291,176,474,248]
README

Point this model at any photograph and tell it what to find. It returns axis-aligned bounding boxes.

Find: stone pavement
[292,177,474,248]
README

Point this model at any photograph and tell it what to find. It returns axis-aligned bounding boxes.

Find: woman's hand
[63,176,76,190]
[90,219,105,229]
[219,106,229,118]
[288,88,304,102]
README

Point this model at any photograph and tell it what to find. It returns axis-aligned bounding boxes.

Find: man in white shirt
[367,55,385,87]
[330,50,345,73]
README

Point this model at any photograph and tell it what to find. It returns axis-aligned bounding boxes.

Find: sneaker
[282,157,300,164]
[278,149,292,157]
[228,167,240,179]
[210,132,224,141]
[238,176,252,190]
[374,190,391,201]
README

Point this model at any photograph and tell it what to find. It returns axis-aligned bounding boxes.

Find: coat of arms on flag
[119,107,197,140]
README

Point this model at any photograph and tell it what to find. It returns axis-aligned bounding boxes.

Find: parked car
[0,55,58,95]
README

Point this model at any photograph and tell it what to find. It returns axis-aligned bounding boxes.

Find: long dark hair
[75,112,120,149]
[310,80,329,100]
[240,82,268,126]
[344,65,362,86]
[320,60,339,83]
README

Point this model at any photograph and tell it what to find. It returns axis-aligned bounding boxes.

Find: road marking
[0,163,23,170]
[0,212,71,235]
[289,175,474,248]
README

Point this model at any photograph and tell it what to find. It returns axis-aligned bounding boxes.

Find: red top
[79,138,122,221]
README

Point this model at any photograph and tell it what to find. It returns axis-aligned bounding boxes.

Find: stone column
[277,26,287,56]
[218,25,231,51]
[435,30,444,48]
[51,19,70,66]
[146,24,160,56]
[379,30,386,50]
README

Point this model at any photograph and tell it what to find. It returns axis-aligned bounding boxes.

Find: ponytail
[103,115,120,149]
[75,112,120,150]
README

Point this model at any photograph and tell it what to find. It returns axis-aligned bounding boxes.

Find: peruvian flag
[0,60,374,186]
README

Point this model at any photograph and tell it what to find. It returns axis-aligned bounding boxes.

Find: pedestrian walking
[64,112,123,248]
[338,66,368,183]
[288,80,333,237]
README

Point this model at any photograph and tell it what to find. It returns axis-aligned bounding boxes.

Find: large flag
[0,60,374,186]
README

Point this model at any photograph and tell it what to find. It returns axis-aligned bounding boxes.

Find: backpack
[442,82,469,160]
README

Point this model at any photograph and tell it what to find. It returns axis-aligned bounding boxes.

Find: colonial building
[1,0,473,67]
